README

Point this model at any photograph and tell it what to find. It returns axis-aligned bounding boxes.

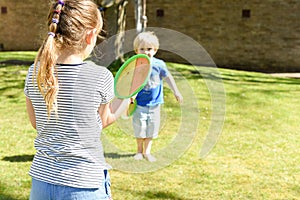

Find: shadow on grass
[104,152,135,159]
[0,60,33,66]
[2,154,34,162]
[121,188,193,200]
[216,70,300,85]
[0,82,25,98]
[170,63,300,85]
[142,191,190,200]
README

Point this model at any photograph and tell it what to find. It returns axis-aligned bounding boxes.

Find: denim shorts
[133,104,161,138]
[30,170,112,200]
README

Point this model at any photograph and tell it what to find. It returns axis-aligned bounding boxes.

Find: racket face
[127,99,137,117]
[114,54,150,98]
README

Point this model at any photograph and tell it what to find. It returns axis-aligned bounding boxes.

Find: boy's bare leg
[144,138,152,154]
[144,138,156,162]
[136,138,144,153]
[134,138,144,160]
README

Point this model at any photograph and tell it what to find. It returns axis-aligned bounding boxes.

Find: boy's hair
[34,0,103,117]
[133,31,160,50]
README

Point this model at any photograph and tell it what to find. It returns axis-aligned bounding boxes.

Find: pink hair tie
[54,9,61,14]
[48,32,55,37]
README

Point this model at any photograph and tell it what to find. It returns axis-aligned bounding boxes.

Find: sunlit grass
[0,51,36,62]
[0,51,299,199]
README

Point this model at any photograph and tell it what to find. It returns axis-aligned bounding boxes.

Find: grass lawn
[0,51,299,199]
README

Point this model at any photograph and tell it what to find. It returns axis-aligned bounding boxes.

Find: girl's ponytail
[34,0,64,117]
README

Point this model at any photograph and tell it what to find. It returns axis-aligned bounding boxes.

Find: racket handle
[130,98,134,104]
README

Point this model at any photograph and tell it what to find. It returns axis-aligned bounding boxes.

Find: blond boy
[132,32,183,162]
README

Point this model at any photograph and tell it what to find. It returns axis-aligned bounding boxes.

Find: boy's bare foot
[133,153,143,160]
[144,154,156,162]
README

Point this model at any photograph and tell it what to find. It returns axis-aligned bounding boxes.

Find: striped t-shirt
[24,61,114,188]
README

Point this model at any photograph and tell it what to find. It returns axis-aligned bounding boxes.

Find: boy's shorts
[132,104,161,139]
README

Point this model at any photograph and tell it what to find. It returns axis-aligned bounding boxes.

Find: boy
[132,31,183,162]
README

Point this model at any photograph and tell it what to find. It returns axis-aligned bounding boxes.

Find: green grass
[0,51,299,199]
[0,51,37,62]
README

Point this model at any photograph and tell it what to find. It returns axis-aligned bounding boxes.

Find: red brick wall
[0,0,49,51]
[106,0,300,72]
[1,0,299,72]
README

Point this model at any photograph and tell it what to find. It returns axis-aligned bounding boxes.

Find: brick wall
[0,0,299,72]
[110,0,300,72]
[0,0,49,51]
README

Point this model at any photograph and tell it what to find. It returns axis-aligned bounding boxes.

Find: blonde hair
[34,0,103,117]
[133,31,159,51]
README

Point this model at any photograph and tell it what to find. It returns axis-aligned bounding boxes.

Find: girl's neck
[57,51,84,64]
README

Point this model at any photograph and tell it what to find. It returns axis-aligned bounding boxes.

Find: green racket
[114,54,151,99]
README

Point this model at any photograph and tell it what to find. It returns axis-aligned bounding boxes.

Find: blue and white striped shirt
[24,61,114,188]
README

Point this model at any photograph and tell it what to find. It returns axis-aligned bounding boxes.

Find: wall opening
[1,7,7,14]
[156,9,164,17]
[242,9,251,18]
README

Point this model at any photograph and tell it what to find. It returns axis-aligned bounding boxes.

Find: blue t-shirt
[136,57,169,106]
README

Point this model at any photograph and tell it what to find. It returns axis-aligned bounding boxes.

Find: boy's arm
[164,74,183,103]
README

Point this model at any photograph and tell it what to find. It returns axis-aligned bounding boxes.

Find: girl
[24,0,126,199]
